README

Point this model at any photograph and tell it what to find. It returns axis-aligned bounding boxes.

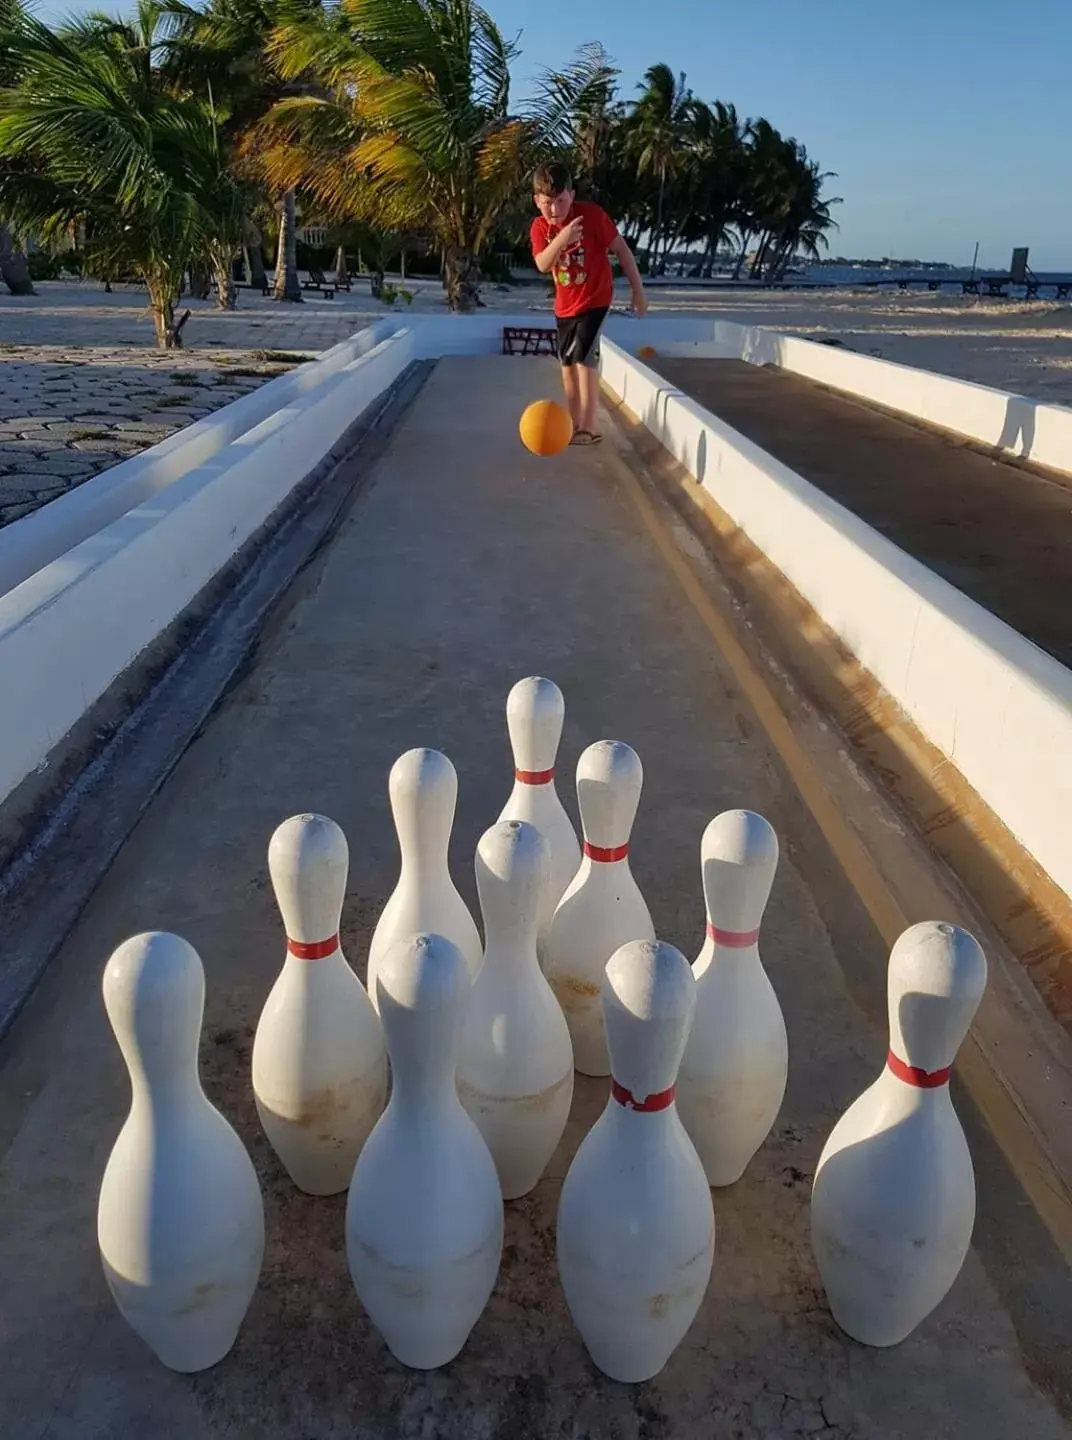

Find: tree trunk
[247,243,267,289]
[148,281,181,348]
[370,268,384,299]
[443,247,479,312]
[0,222,35,295]
[273,189,303,302]
[244,217,267,292]
[651,166,666,274]
[211,252,238,310]
[333,244,348,288]
[750,233,772,279]
[732,231,751,280]
[188,264,212,300]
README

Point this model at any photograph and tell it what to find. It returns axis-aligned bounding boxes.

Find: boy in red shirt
[530,163,647,445]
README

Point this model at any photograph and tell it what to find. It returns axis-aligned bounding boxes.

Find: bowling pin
[367,748,482,1013]
[811,920,987,1347]
[497,676,581,961]
[346,933,503,1369]
[98,932,264,1372]
[557,939,715,1383]
[545,740,654,1076]
[457,820,574,1198]
[252,813,387,1195]
[677,810,787,1186]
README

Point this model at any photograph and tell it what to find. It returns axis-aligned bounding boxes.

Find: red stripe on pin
[516,767,555,785]
[612,1081,676,1112]
[706,921,760,948]
[886,1050,951,1089]
[287,935,339,960]
[584,841,630,863]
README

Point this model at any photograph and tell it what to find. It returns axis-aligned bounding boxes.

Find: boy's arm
[611,234,647,315]
[532,216,584,274]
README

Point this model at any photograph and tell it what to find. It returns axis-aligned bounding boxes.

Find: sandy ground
[4,277,1072,401]
[0,358,1068,1439]
[3,280,1072,533]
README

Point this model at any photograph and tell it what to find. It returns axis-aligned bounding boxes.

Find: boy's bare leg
[577,366,600,434]
[561,365,583,429]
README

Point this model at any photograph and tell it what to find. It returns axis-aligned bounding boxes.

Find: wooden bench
[502,326,557,356]
[302,268,336,298]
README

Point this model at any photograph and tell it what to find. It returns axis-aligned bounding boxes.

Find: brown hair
[533,163,573,197]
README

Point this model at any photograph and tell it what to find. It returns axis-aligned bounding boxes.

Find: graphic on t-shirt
[555,234,588,289]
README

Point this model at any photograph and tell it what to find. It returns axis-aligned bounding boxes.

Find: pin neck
[134,1065,204,1111]
[391,1067,460,1116]
[287,934,339,960]
[611,1080,675,1112]
[886,1050,952,1089]
[705,921,760,948]
[584,841,630,863]
[515,766,555,786]
[398,851,452,889]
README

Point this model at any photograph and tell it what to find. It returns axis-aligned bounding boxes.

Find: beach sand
[5,279,1072,406]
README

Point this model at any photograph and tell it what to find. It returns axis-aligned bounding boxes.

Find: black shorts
[556,306,609,368]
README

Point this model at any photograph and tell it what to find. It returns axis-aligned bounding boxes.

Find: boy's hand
[632,290,648,318]
[557,216,584,248]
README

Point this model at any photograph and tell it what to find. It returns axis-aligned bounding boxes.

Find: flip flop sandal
[570,430,603,446]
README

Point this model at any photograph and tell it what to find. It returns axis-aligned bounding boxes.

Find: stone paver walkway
[0,279,527,532]
[0,347,313,527]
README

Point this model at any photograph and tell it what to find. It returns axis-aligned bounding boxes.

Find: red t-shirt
[530,201,619,318]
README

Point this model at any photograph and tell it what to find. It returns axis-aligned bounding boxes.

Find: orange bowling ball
[519,399,574,457]
[637,344,658,361]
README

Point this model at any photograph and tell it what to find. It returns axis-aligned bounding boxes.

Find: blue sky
[29,0,1072,268]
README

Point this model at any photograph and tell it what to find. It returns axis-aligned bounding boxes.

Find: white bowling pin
[252,813,387,1196]
[98,932,264,1372]
[677,810,787,1186]
[346,933,503,1369]
[557,939,715,1383]
[367,748,483,1012]
[811,921,987,1347]
[457,820,574,1199]
[545,740,654,1076]
[497,676,581,961]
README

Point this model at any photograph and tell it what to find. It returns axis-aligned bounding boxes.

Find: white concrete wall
[600,338,1072,905]
[0,329,415,807]
[645,318,1072,478]
[0,318,401,601]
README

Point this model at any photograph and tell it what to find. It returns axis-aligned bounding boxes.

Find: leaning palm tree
[251,0,612,312]
[0,9,247,343]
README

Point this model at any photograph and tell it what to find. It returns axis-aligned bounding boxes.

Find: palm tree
[168,0,325,302]
[0,7,249,343]
[680,100,747,277]
[731,122,839,281]
[627,63,692,273]
[0,0,35,294]
[252,0,611,311]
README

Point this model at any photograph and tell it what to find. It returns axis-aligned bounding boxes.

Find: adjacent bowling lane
[0,357,1068,1438]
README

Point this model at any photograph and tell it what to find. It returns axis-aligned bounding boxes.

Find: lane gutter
[602,422,1072,1270]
